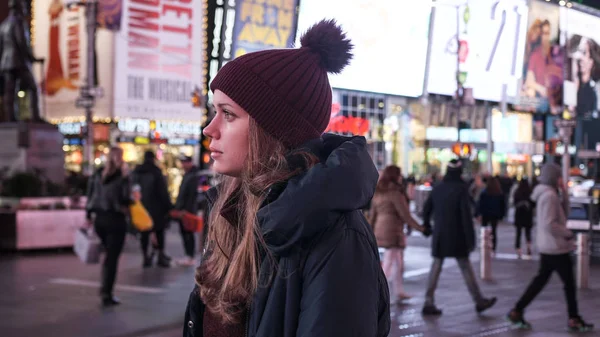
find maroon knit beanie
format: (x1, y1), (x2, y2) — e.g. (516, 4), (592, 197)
(210, 19), (353, 148)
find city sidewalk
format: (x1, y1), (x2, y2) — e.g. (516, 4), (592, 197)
(1, 222), (599, 336)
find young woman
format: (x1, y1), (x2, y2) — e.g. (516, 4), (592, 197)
(183, 20), (390, 337)
(513, 179), (535, 258)
(477, 177), (507, 253)
(369, 165), (427, 303)
(86, 147), (132, 306)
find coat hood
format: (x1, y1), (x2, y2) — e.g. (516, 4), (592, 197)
(531, 183), (555, 203)
(260, 134), (378, 255)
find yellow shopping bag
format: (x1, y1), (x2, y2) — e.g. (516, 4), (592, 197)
(130, 201), (153, 232)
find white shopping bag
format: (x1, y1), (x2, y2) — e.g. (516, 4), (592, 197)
(73, 228), (102, 264)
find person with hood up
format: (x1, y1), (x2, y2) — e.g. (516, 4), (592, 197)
(183, 19), (390, 337)
(507, 163), (593, 332)
(421, 159), (497, 316)
(131, 150), (173, 268)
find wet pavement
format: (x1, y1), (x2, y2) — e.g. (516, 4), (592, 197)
(1, 221), (599, 337)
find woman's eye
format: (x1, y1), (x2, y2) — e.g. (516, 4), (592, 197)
(223, 110), (235, 120)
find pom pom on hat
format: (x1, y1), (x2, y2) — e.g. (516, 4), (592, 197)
(300, 19), (353, 74)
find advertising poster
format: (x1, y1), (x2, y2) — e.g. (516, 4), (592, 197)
(33, 0), (114, 120)
(113, 0), (205, 121)
(427, 0), (528, 102)
(97, 0), (123, 31)
(516, 0), (563, 114)
(231, 0), (299, 58)
(561, 7), (600, 119)
(296, 0), (431, 97)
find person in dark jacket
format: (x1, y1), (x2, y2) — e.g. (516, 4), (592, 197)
(172, 155), (200, 266)
(513, 179), (535, 258)
(183, 20), (390, 337)
(476, 177), (507, 253)
(131, 150), (173, 268)
(86, 146), (132, 307)
(421, 159), (497, 316)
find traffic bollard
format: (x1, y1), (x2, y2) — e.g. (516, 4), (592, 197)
(576, 233), (590, 289)
(480, 227), (492, 280)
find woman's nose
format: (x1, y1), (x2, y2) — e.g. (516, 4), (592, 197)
(203, 118), (219, 140)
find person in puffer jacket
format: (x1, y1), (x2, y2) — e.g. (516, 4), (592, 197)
(507, 163), (593, 332)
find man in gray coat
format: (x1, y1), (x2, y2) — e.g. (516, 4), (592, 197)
(507, 163), (593, 332)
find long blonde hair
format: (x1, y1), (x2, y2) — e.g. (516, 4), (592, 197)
(102, 146), (124, 180)
(196, 118), (317, 323)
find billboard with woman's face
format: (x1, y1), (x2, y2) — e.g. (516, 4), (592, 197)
(516, 0), (563, 114)
(562, 8), (600, 119)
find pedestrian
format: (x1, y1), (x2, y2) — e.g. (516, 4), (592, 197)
(422, 159), (497, 316)
(171, 155), (200, 267)
(183, 19), (390, 337)
(476, 177), (507, 253)
(513, 179), (534, 258)
(131, 150), (173, 268)
(369, 165), (429, 304)
(507, 163), (594, 332)
(85, 146), (132, 307)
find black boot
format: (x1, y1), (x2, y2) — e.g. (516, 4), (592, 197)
(476, 297), (497, 313)
(157, 251), (171, 268)
(102, 295), (121, 307)
(143, 251), (155, 268)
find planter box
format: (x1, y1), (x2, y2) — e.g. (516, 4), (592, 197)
(0, 209), (86, 250)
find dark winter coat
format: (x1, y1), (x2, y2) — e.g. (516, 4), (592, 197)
(476, 189), (507, 219)
(513, 191), (534, 228)
(175, 166), (200, 214)
(131, 161), (172, 229)
(423, 172), (475, 258)
(183, 135), (390, 337)
(86, 168), (132, 219)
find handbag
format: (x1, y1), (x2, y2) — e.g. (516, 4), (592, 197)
(130, 201), (153, 232)
(182, 211), (204, 233)
(73, 228), (102, 264)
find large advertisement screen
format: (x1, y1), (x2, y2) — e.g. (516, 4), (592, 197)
(516, 0), (563, 114)
(562, 8), (600, 119)
(295, 0), (431, 97)
(113, 0), (205, 120)
(33, 0), (114, 120)
(427, 0), (528, 102)
(231, 0), (299, 58)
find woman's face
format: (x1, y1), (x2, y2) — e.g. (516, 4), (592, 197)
(110, 149), (123, 167)
(203, 90), (250, 177)
(580, 41), (594, 78)
(530, 25), (541, 42)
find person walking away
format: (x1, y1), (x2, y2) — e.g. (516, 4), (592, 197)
(469, 174), (485, 214)
(422, 159), (497, 316)
(513, 179), (534, 258)
(369, 165), (429, 304)
(183, 20), (390, 336)
(172, 155), (199, 266)
(476, 177), (507, 254)
(131, 150), (173, 268)
(85, 147), (132, 306)
(507, 163), (594, 332)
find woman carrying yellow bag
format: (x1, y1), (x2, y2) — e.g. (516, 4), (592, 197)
(130, 185), (153, 232)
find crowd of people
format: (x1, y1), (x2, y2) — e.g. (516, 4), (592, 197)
(81, 19), (595, 335)
(85, 148), (206, 307)
(365, 160), (593, 331)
